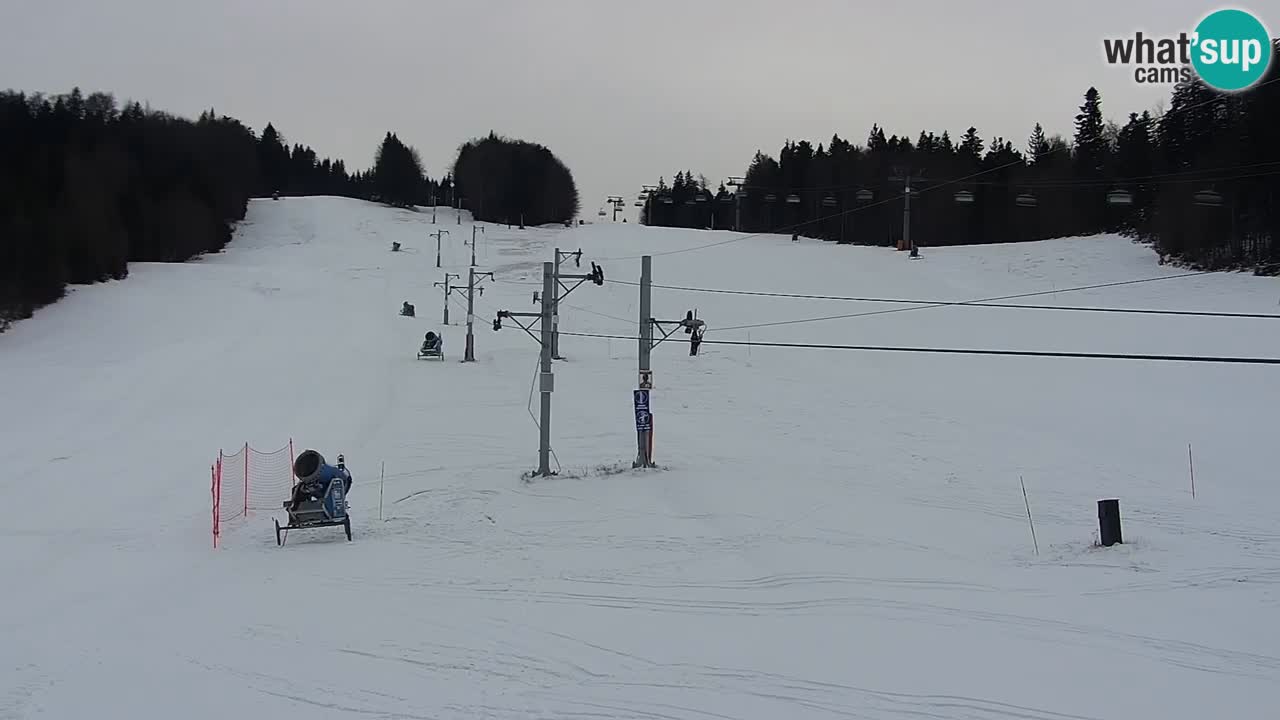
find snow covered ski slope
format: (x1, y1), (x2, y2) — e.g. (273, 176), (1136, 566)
(2, 195), (1278, 719)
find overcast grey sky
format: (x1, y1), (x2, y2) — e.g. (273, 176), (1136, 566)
(1, 0), (1263, 220)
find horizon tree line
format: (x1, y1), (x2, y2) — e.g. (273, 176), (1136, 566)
(0, 87), (580, 331)
(642, 40), (1280, 274)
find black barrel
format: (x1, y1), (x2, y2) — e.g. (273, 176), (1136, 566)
(1098, 498), (1122, 546)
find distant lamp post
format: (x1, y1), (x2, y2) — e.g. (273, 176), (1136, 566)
(467, 225), (485, 266)
(640, 184), (658, 225)
(726, 176), (746, 231)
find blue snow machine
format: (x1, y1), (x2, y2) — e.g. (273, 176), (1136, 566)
(275, 449), (352, 546)
(417, 331), (443, 361)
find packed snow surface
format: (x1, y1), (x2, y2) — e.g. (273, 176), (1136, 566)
(3, 196), (1279, 719)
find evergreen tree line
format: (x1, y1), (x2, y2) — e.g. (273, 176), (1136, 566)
(257, 126), (453, 209)
(0, 88), (579, 330)
(0, 88), (262, 330)
(643, 42), (1280, 273)
(452, 131), (581, 227)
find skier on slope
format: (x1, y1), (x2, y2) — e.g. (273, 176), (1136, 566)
(289, 449), (353, 511)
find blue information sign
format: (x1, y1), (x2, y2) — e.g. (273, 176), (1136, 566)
(633, 389), (651, 431)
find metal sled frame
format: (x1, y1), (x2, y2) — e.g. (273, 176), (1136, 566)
(275, 479), (352, 546)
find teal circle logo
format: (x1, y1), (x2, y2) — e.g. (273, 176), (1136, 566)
(1190, 8), (1273, 92)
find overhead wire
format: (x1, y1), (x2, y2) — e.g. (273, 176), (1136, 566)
(602, 273), (1280, 322)
(947, 166), (1280, 189)
(560, 301), (635, 327)
(709, 271), (1221, 332)
(556, 330), (1280, 366)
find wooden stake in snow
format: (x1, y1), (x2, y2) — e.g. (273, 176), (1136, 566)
(1188, 443), (1196, 499)
(1020, 475), (1039, 556)
(379, 461), (386, 521)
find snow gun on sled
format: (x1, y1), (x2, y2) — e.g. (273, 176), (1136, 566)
(275, 449), (352, 546)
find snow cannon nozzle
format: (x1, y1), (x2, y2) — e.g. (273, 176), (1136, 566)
(293, 449), (326, 482)
(293, 448), (350, 485)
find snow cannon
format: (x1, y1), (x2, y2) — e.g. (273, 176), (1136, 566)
(294, 449), (350, 487)
(278, 449), (353, 546)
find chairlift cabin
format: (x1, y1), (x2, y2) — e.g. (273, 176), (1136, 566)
(765, 193), (777, 202)
(1193, 189), (1223, 207)
(719, 193), (734, 203)
(695, 194), (707, 203)
(954, 190), (975, 204)
(1015, 193), (1038, 208)
(1106, 189), (1133, 206)
(597, 209), (606, 216)
(634, 201), (643, 207)
(855, 189), (873, 202)
(662, 195), (674, 204)
(786, 193), (801, 204)
(822, 195), (837, 207)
